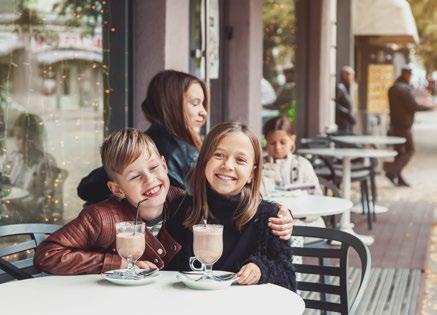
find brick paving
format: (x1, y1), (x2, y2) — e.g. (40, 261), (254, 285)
(346, 110), (437, 314)
(351, 200), (434, 270)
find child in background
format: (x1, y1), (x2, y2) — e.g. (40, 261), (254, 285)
(34, 129), (182, 274)
(168, 122), (296, 291)
(263, 116), (325, 249)
(263, 116), (322, 195)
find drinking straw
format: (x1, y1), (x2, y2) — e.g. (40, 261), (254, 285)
(133, 198), (148, 234)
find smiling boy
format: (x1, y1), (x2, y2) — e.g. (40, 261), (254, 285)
(34, 129), (182, 274)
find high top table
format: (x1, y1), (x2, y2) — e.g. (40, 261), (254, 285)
(331, 135), (406, 214)
(331, 135), (406, 146)
(266, 194), (353, 219)
(0, 271), (305, 315)
(298, 147), (397, 245)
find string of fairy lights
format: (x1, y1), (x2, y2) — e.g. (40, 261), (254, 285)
(0, 0), (107, 234)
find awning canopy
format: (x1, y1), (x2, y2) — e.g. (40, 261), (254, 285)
(36, 49), (102, 65)
(354, 0), (419, 44)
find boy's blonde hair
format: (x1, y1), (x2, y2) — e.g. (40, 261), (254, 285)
(101, 128), (160, 180)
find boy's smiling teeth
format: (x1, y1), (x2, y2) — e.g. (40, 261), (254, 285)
(143, 185), (161, 197)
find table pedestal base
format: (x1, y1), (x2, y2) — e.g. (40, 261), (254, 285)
(350, 203), (389, 214)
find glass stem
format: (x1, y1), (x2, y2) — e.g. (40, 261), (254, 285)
(126, 258), (134, 274)
(204, 264), (213, 279)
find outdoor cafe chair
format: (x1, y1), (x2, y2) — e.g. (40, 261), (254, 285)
(292, 226), (371, 315)
(0, 223), (61, 283)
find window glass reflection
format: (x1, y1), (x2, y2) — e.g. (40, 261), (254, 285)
(0, 0), (104, 225)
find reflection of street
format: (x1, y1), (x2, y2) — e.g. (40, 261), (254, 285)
(5, 107), (103, 222)
(46, 108), (103, 222)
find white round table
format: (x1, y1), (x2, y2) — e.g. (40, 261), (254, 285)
(331, 135), (406, 145)
(298, 148), (397, 245)
(0, 271), (305, 315)
(266, 194), (353, 218)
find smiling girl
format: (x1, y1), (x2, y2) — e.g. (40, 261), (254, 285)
(168, 122), (296, 291)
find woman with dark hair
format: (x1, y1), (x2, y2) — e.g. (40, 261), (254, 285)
(77, 70), (208, 203)
(142, 70), (208, 188)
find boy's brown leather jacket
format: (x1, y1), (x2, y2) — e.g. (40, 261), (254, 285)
(34, 187), (182, 274)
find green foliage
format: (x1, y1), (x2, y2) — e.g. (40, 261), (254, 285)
(407, 0), (437, 72)
(13, 1), (45, 34)
(263, 0), (296, 85)
(286, 103), (296, 123)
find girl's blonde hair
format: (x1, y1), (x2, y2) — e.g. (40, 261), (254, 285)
(184, 122), (263, 231)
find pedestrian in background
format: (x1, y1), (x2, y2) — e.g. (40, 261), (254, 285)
(335, 66), (356, 134)
(384, 67), (435, 187)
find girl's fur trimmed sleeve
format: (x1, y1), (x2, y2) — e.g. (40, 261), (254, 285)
(245, 208), (296, 292)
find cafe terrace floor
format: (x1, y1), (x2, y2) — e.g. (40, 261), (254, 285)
(339, 110), (437, 315)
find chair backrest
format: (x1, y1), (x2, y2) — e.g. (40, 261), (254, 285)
(301, 152), (338, 184)
(317, 176), (342, 198)
(291, 226), (371, 315)
(0, 223), (61, 283)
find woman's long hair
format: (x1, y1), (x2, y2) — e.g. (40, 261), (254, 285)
(141, 70), (208, 149)
(184, 122), (263, 231)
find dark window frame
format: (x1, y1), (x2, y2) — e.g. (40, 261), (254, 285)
(103, 0), (133, 135)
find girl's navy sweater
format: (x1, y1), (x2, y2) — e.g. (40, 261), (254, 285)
(166, 188), (296, 291)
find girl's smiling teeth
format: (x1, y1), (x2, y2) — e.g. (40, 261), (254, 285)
(215, 173), (237, 181)
(142, 184), (162, 197)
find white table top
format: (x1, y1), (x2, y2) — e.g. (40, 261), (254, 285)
(298, 147), (397, 159)
(266, 194), (353, 218)
(0, 271), (305, 315)
(0, 187), (29, 202)
(331, 135), (406, 145)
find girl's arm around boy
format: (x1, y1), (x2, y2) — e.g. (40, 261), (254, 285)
(242, 201), (296, 292)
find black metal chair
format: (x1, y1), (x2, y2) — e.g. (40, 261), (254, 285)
(317, 176), (343, 229)
(292, 226), (371, 315)
(300, 137), (339, 185)
(0, 223), (61, 283)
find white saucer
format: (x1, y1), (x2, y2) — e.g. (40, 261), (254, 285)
(102, 269), (160, 286)
(176, 271), (237, 290)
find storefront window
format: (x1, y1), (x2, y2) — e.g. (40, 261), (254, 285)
(0, 0), (105, 225)
(262, 0), (296, 125)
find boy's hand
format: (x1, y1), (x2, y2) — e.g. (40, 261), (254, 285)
(268, 204), (294, 240)
(135, 260), (158, 270)
(237, 263), (261, 285)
